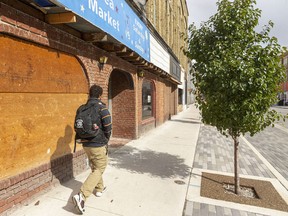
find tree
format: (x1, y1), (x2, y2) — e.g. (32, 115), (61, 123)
(185, 0), (286, 194)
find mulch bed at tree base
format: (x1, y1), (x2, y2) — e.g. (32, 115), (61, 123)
(201, 172), (288, 212)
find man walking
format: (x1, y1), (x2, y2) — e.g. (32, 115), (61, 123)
(72, 84), (112, 214)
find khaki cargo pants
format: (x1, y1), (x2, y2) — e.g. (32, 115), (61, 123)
(80, 145), (108, 200)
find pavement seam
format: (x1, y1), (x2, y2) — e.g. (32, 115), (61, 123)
(241, 136), (288, 191)
(183, 122), (202, 216)
(275, 123), (288, 134)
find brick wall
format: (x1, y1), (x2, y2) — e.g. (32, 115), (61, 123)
(137, 72), (177, 135)
(0, 150), (87, 215)
(0, 1), (178, 214)
(110, 69), (136, 139)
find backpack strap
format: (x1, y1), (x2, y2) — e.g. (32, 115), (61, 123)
(73, 134), (77, 153)
(87, 102), (102, 129)
(73, 102), (101, 152)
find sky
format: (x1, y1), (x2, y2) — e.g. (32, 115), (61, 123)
(187, 0), (288, 47)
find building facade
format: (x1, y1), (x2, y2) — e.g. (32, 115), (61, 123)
(140, 0), (189, 111)
(280, 52), (288, 105)
(187, 61), (195, 105)
(145, 0), (189, 71)
(0, 0), (188, 214)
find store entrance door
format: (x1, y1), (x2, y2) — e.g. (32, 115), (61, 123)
(108, 69), (135, 139)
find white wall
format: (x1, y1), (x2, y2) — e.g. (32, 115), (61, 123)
(150, 34), (170, 73)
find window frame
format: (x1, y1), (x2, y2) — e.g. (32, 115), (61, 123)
(141, 79), (155, 120)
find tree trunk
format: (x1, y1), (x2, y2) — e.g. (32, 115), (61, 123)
(233, 136), (240, 194)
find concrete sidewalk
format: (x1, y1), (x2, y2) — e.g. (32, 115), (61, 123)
(9, 105), (288, 216)
(10, 105), (201, 216)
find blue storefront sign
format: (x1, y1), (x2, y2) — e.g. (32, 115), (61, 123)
(54, 0), (150, 61)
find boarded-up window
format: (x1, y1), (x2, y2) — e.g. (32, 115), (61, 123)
(0, 34), (88, 179)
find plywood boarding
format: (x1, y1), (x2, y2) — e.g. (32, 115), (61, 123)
(0, 93), (87, 179)
(0, 34), (88, 93)
(0, 35), (89, 179)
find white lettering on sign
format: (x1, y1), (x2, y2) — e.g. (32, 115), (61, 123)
(104, 0), (114, 10)
(88, 0), (120, 31)
(135, 41), (144, 54)
(133, 18), (145, 41)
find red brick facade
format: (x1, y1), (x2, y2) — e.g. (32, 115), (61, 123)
(0, 1), (178, 215)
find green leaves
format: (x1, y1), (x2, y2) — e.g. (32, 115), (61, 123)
(185, 0), (286, 138)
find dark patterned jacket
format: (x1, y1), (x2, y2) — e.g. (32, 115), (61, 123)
(82, 98), (112, 147)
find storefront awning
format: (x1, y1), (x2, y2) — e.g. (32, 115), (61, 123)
(19, 0), (181, 84)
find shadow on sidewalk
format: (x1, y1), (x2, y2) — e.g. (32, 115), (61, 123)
(170, 118), (201, 124)
(50, 125), (83, 214)
(62, 179), (83, 214)
(109, 146), (190, 179)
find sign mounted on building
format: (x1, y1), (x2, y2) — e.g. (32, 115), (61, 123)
(150, 35), (169, 73)
(54, 0), (150, 61)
